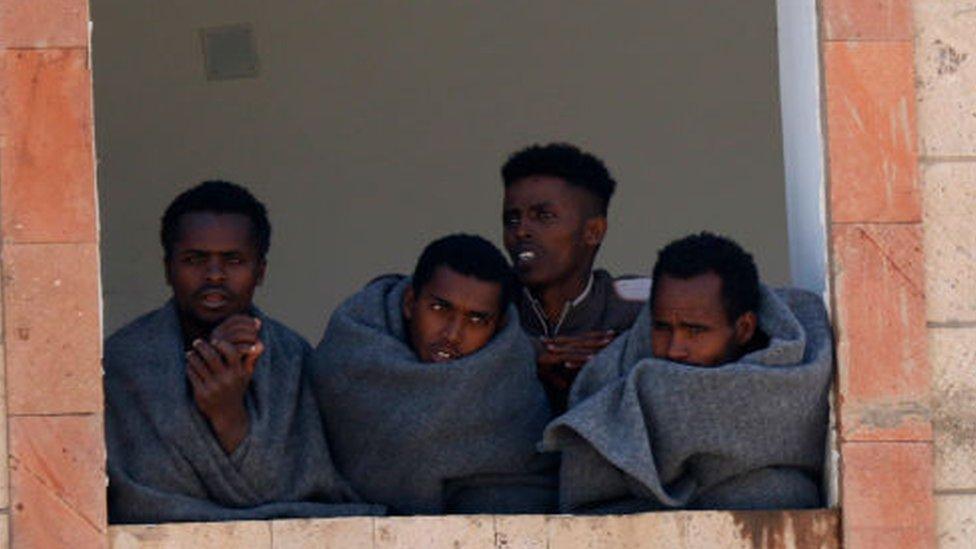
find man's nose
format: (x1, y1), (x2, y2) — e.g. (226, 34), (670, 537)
(442, 315), (463, 344)
(205, 257), (226, 282)
(513, 218), (531, 240)
(667, 332), (689, 361)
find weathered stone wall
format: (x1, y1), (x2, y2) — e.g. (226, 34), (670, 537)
(821, 0), (935, 546)
(0, 0), (959, 547)
(109, 510), (840, 549)
(0, 0), (106, 547)
(914, 1), (976, 546)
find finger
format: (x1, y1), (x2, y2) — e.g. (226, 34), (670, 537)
(186, 352), (213, 387)
(544, 337), (613, 353)
(213, 326), (260, 346)
(192, 339), (226, 375)
(186, 362), (208, 394)
(242, 341), (264, 377)
(211, 315), (260, 339)
(212, 339), (243, 373)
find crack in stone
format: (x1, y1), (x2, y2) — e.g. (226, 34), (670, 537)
(10, 455), (104, 536)
(856, 227), (924, 298)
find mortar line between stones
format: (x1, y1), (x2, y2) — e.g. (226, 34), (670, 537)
(919, 156), (976, 164)
(822, 37), (912, 44)
(935, 489), (976, 496)
(830, 220), (921, 226)
(840, 440), (933, 446)
(927, 320), (976, 329)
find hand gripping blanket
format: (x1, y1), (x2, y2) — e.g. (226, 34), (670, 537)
(104, 301), (384, 524)
(542, 287), (833, 512)
(311, 276), (557, 515)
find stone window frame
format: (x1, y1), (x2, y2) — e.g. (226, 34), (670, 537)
(0, 0), (933, 546)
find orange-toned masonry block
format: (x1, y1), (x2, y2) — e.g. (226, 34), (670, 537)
(824, 41), (920, 223)
(0, 48), (96, 244)
(821, 0), (912, 41)
(0, 0), (89, 49)
(10, 415), (107, 549)
(841, 441), (935, 549)
(832, 224), (931, 442)
(3, 242), (103, 415)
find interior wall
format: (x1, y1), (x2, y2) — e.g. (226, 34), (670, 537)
(93, 0), (788, 341)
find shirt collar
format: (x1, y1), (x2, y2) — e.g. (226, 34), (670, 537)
(523, 272), (595, 336)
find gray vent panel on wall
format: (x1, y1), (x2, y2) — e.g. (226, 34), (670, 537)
(201, 24), (259, 80)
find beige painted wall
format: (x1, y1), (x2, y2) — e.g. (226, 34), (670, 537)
(92, 0), (789, 341)
(914, 2), (976, 547)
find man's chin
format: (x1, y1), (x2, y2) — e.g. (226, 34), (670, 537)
(515, 268), (551, 289)
(187, 307), (240, 330)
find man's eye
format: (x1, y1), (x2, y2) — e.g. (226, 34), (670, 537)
(652, 322), (670, 331)
(538, 211), (556, 222)
(503, 214), (519, 227)
(430, 302), (446, 311)
(689, 326), (707, 335)
(226, 256), (243, 265)
(469, 315), (487, 325)
(183, 255), (205, 265)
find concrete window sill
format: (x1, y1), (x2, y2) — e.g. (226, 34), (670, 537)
(109, 508), (839, 548)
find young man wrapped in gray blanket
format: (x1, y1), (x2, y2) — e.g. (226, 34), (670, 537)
(543, 232), (833, 513)
(104, 181), (381, 523)
(312, 235), (557, 515)
(501, 144), (649, 413)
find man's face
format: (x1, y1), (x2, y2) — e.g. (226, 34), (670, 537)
(651, 272), (755, 367)
(403, 265), (503, 363)
(502, 176), (605, 290)
(165, 212), (266, 333)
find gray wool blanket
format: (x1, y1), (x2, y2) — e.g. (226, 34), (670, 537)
(105, 301), (384, 524)
(311, 276), (557, 515)
(542, 287), (833, 512)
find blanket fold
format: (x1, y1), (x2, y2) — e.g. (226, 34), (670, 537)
(312, 276), (557, 514)
(543, 287), (832, 512)
(105, 301), (383, 523)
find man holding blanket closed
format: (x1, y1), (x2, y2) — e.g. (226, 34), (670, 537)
(501, 143), (649, 413)
(312, 234), (556, 514)
(543, 232), (832, 512)
(104, 181), (379, 523)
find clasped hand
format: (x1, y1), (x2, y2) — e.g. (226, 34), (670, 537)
(186, 315), (264, 453)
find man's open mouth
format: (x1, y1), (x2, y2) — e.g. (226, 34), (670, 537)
(514, 246), (539, 266)
(198, 289), (230, 309)
(432, 347), (460, 362)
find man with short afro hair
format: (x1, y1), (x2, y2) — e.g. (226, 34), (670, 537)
(501, 143), (649, 412)
(104, 180), (377, 523)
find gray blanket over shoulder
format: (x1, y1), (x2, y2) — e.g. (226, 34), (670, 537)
(105, 301), (384, 524)
(311, 276), (557, 515)
(542, 287), (832, 512)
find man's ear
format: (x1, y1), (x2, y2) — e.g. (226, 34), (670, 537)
(402, 286), (415, 321)
(255, 258), (268, 286)
(734, 311), (758, 346)
(583, 216), (608, 247)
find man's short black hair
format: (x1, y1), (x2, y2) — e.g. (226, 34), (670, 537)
(651, 232), (760, 322)
(412, 234), (515, 310)
(501, 143), (617, 215)
(161, 180), (271, 261)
